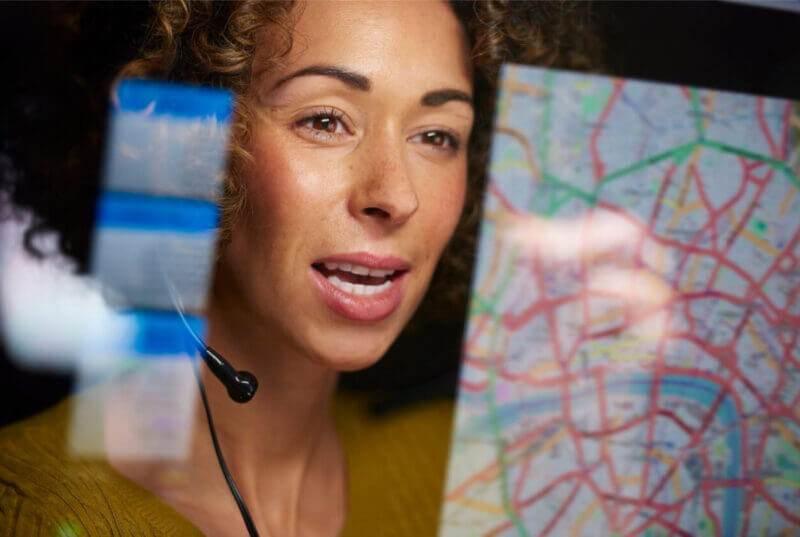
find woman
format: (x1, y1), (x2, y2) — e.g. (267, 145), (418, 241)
(0, 1), (599, 536)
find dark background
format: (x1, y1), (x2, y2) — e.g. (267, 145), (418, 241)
(2, 1), (800, 427)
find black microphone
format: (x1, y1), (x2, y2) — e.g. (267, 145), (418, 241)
(200, 345), (259, 403)
(192, 343), (262, 537)
(168, 281), (261, 535)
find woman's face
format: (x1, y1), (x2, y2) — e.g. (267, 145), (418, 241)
(219, 0), (473, 370)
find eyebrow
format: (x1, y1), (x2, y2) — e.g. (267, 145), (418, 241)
(272, 64), (473, 109)
(421, 89), (473, 108)
(273, 65), (371, 91)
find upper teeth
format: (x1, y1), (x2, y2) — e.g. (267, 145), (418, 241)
(328, 276), (392, 295)
(324, 262), (395, 278)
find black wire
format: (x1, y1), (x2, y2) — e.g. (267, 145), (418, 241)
(191, 357), (261, 537)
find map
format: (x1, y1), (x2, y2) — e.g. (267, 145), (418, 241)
(439, 66), (800, 537)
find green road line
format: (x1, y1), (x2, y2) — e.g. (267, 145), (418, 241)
(596, 141), (698, 193)
(546, 182), (560, 216)
(548, 192), (570, 216)
(699, 139), (800, 191)
(688, 88), (705, 139)
(470, 247), (518, 317)
(759, 503), (773, 537)
(548, 189), (590, 216)
(496, 88), (508, 120)
(538, 71), (555, 184)
(543, 173), (596, 204)
(470, 293), (495, 316)
(485, 321), (531, 537)
(530, 72), (555, 214)
(486, 248), (519, 312)
(532, 141), (698, 217)
(542, 141), (698, 216)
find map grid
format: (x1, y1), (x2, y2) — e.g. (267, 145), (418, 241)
(439, 66), (800, 537)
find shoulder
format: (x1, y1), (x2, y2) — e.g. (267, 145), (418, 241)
(0, 396), (202, 537)
(335, 392), (454, 537)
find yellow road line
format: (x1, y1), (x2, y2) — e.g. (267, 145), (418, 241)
(677, 146), (703, 207)
(666, 200), (704, 230)
(570, 500), (600, 537)
(682, 254), (702, 292)
(650, 449), (684, 499)
(741, 228), (781, 257)
(589, 307), (626, 328)
(773, 422), (800, 452)
(745, 321), (780, 373)
(451, 497), (505, 516)
(764, 477), (800, 490)
(702, 91), (717, 132)
(779, 188), (796, 217)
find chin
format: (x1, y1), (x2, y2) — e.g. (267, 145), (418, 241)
(306, 329), (400, 372)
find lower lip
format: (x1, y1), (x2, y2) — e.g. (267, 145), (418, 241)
(309, 268), (407, 322)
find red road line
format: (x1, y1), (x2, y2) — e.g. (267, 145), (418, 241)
(757, 226), (800, 289)
(648, 162), (679, 229)
(594, 367), (622, 494)
(590, 80), (626, 182)
(466, 314), (492, 349)
(722, 169), (771, 251)
(621, 386), (728, 531)
(701, 450), (724, 537)
(488, 178), (520, 214)
(466, 121), (800, 534)
(627, 309), (671, 530)
(512, 452), (533, 508)
(623, 510), (695, 537)
(502, 294), (582, 331)
(754, 481), (800, 526)
(779, 100), (792, 159)
(579, 414), (649, 439)
(445, 418), (561, 503)
(536, 482), (581, 537)
(756, 97), (779, 159)
(598, 200), (800, 326)
(656, 408), (695, 436)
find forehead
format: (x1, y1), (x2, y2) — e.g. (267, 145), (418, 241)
(256, 0), (472, 93)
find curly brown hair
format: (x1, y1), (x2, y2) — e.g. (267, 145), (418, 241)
(117, 0), (602, 319)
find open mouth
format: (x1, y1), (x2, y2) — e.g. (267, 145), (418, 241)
(311, 262), (405, 296)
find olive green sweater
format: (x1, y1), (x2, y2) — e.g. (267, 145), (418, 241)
(0, 393), (454, 536)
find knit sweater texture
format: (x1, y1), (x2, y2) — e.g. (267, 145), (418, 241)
(0, 391), (454, 536)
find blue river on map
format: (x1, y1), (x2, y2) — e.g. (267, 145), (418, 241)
(463, 372), (742, 535)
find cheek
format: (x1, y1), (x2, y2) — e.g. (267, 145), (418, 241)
(243, 125), (347, 240)
(418, 166), (468, 263)
(246, 133), (312, 223)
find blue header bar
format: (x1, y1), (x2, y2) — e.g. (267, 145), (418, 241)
(124, 310), (207, 356)
(114, 79), (233, 122)
(95, 191), (219, 233)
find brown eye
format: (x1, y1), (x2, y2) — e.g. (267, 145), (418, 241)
(295, 109), (349, 141)
(423, 131), (446, 146)
(311, 116), (338, 133)
(412, 129), (460, 153)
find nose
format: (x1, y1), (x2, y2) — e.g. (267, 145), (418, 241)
(348, 134), (419, 229)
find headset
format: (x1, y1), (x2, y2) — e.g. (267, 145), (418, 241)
(194, 343), (261, 537)
(170, 283), (261, 537)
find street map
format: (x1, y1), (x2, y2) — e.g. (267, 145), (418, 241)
(439, 66), (800, 537)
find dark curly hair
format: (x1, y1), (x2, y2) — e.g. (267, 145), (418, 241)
(0, 0), (602, 399)
(112, 0), (602, 319)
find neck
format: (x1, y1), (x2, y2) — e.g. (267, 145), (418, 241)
(202, 293), (339, 467)
(110, 280), (346, 537)
(186, 283), (344, 535)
